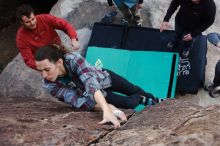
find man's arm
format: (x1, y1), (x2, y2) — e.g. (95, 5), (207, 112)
(163, 0), (180, 22)
(45, 14), (77, 39)
(44, 14), (80, 50)
(191, 3), (216, 37)
(160, 0), (180, 32)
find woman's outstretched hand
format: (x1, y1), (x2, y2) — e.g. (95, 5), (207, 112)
(98, 108), (121, 129)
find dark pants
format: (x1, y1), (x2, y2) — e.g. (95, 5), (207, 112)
(172, 22), (197, 53)
(104, 70), (154, 109)
(213, 60), (220, 87)
(118, 3), (141, 26)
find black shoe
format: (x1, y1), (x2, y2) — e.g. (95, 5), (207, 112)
(209, 86), (220, 98)
(122, 19), (128, 25)
(204, 83), (215, 92)
(140, 95), (155, 106)
(135, 19), (143, 27)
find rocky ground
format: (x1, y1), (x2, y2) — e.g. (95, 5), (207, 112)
(0, 0), (220, 145)
(0, 97), (134, 145)
(1, 98), (220, 145)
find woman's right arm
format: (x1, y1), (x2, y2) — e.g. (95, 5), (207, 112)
(93, 90), (122, 129)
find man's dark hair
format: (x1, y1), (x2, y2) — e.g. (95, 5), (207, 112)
(35, 44), (65, 63)
(16, 4), (35, 22)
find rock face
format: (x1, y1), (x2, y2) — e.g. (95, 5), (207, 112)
(1, 98), (220, 145)
(95, 100), (220, 146)
(0, 54), (53, 100)
(0, 97), (133, 145)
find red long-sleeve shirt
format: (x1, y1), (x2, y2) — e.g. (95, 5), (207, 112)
(16, 14), (77, 69)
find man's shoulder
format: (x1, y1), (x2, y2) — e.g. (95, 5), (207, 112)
(16, 27), (28, 40)
(36, 14), (50, 18)
(202, 0), (216, 13)
(36, 14), (54, 21)
(205, 0), (216, 8)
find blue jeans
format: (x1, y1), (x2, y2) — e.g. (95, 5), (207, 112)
(207, 33), (220, 46)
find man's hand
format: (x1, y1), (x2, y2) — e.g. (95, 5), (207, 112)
(98, 108), (121, 129)
(160, 21), (170, 32)
(182, 33), (192, 41)
(71, 39), (80, 51)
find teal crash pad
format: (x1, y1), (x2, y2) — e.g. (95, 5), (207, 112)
(86, 47), (179, 110)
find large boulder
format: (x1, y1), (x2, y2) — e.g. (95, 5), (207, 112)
(0, 96), (133, 145)
(95, 99), (220, 146)
(1, 98), (220, 145)
(0, 54), (53, 100)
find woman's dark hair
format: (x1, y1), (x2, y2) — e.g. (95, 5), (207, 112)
(16, 4), (35, 22)
(35, 44), (65, 63)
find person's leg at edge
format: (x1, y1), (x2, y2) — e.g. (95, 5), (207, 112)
(206, 60), (220, 97)
(213, 60), (220, 87)
(205, 60), (220, 92)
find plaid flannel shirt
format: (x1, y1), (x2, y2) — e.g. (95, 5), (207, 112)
(43, 52), (112, 110)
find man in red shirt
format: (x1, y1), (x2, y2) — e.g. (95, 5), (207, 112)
(16, 4), (80, 69)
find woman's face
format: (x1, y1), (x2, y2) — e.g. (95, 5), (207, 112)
(21, 13), (37, 30)
(36, 59), (60, 81)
